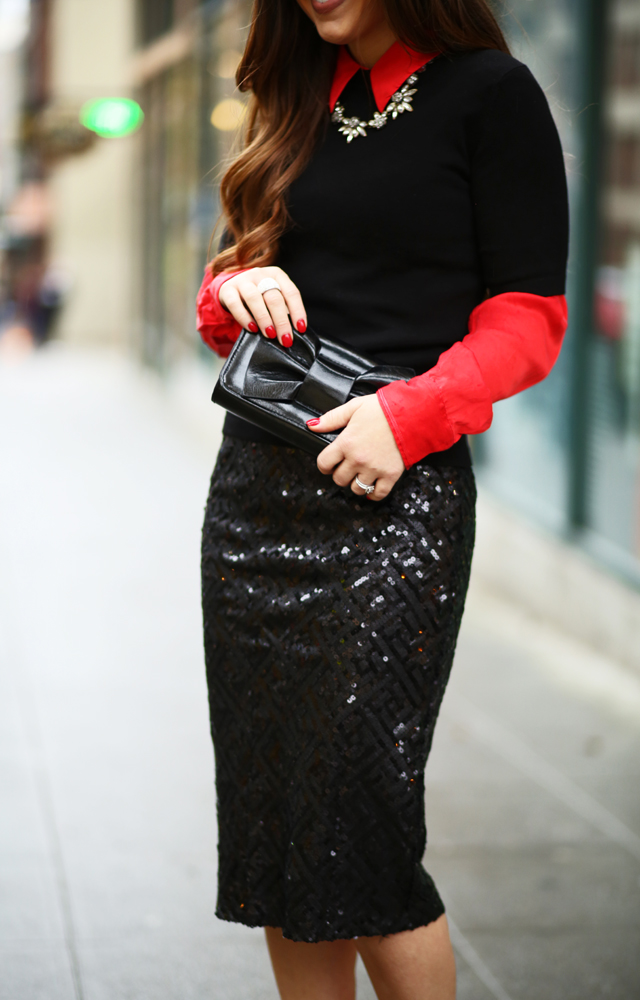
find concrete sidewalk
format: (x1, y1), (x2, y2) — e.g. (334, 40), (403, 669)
(0, 345), (638, 1000)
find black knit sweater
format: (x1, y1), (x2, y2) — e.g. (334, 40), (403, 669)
(223, 48), (569, 464)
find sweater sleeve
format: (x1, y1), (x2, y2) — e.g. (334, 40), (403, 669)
(469, 63), (569, 296)
(377, 63), (569, 468)
(377, 292), (567, 468)
(196, 269), (245, 358)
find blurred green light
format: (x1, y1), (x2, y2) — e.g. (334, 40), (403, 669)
(80, 98), (144, 138)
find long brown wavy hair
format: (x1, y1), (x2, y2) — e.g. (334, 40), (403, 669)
(211, 0), (509, 276)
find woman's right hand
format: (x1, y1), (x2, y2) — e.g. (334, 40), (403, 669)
(218, 266), (307, 347)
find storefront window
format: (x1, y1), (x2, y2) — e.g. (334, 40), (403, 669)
(588, 0), (640, 565)
(138, 0), (174, 46)
(136, 0), (250, 368)
(475, 0), (583, 531)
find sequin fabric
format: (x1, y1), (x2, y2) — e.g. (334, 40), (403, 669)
(201, 438), (476, 942)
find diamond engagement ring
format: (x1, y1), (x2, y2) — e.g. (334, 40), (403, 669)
(355, 476), (375, 495)
(256, 277), (282, 295)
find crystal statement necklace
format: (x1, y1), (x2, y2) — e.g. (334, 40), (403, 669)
(331, 65), (426, 143)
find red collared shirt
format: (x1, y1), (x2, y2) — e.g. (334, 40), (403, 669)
(329, 42), (438, 113)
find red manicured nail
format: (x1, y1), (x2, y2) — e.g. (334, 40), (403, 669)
(296, 318), (307, 333)
(281, 332), (293, 348)
(247, 321), (259, 333)
(306, 418), (320, 427)
(265, 325), (277, 338)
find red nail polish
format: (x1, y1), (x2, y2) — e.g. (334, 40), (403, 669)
(296, 318), (307, 333)
(247, 321), (259, 333)
(306, 418), (320, 427)
(265, 325), (277, 338)
(282, 332), (293, 348)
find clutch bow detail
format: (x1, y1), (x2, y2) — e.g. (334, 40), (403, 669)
(213, 327), (415, 456)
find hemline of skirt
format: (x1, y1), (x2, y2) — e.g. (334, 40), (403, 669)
(214, 904), (447, 944)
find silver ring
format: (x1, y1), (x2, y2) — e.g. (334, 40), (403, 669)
(355, 475), (375, 495)
(256, 277), (282, 295)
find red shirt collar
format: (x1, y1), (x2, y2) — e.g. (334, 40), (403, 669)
(329, 41), (438, 114)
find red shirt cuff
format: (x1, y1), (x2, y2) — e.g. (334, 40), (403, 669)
(196, 269), (245, 357)
(377, 342), (492, 467)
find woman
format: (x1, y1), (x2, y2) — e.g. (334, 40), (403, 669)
(197, 0), (568, 996)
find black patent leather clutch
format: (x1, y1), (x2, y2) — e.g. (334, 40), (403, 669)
(212, 327), (415, 456)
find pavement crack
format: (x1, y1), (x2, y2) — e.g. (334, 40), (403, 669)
(448, 917), (515, 1000)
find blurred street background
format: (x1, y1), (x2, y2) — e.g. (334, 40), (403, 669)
(0, 1), (639, 998)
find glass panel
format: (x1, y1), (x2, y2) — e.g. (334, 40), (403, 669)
(475, 0), (583, 531)
(137, 1), (251, 369)
(137, 0), (174, 46)
(587, 0), (640, 564)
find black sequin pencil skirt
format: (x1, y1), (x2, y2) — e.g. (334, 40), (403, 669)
(201, 437), (476, 943)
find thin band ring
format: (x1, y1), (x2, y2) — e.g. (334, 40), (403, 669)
(256, 277), (283, 295)
(355, 475), (375, 495)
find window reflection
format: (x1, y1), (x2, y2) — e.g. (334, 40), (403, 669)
(589, 0), (640, 557)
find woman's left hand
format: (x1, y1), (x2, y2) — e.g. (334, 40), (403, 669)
(309, 395), (405, 501)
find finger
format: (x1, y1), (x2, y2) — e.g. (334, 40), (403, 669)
(316, 440), (345, 476)
(272, 272), (307, 333)
(237, 281), (278, 338)
(218, 284), (259, 332)
(351, 474), (375, 496)
(332, 457), (358, 488)
(367, 477), (393, 502)
(262, 289), (293, 344)
(307, 398), (361, 434)
(350, 466), (377, 495)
